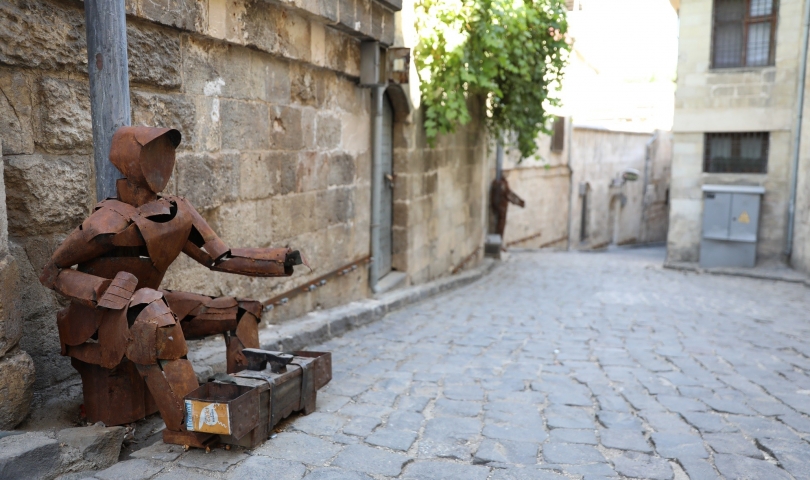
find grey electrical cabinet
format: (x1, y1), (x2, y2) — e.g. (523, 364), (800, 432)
(699, 184), (765, 268)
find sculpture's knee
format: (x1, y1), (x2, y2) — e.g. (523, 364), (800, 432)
(126, 289), (188, 365)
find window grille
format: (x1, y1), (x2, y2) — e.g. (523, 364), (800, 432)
(703, 132), (769, 173)
(551, 117), (565, 152)
(712, 0), (777, 68)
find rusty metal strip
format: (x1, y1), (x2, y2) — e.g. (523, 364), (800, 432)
(290, 358), (315, 415)
(505, 230), (543, 247)
(451, 247), (481, 275)
(261, 256), (371, 309)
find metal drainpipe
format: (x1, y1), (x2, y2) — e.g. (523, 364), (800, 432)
(495, 140), (504, 181)
(786, 0), (810, 258)
(369, 86), (385, 291)
(639, 130), (659, 242)
(565, 118), (574, 250)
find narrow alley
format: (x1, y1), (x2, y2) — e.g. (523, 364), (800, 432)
(89, 248), (810, 479)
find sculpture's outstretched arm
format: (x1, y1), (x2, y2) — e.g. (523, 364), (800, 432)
(177, 197), (303, 277)
(40, 205), (138, 309)
(506, 189), (526, 208)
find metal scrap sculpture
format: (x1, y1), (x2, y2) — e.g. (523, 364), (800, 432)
(39, 127), (329, 449)
(490, 177), (526, 238)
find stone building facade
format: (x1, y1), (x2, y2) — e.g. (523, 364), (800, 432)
(667, 0), (800, 265)
(0, 0), (489, 423)
(499, 122), (671, 252)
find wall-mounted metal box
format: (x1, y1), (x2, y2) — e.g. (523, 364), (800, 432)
(699, 184), (765, 268)
(360, 41), (387, 87)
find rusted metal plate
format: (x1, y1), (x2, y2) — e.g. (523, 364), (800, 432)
(112, 223), (145, 247)
(82, 206), (129, 238)
(237, 300), (262, 318)
(127, 320), (158, 365)
(226, 336), (248, 374)
(182, 318), (239, 339)
(98, 306), (129, 368)
(194, 309), (238, 321)
(162, 290), (209, 319)
(235, 313), (260, 349)
(54, 269), (110, 308)
(210, 257), (289, 277)
(156, 323), (188, 360)
(184, 383), (259, 440)
(137, 363), (186, 431)
(133, 198), (192, 272)
(207, 297), (238, 308)
(98, 271), (138, 309)
(181, 242), (214, 266)
(79, 256), (165, 290)
(58, 303), (102, 346)
(230, 248), (287, 262)
(138, 198), (172, 218)
(73, 358), (149, 426)
(131, 288), (163, 307)
(110, 126), (180, 194)
(67, 342), (103, 365)
(162, 359), (199, 398)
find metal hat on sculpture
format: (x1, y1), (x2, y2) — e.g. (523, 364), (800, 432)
(110, 126), (181, 193)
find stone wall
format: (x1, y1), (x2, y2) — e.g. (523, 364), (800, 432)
(0, 141), (35, 429)
(392, 97), (489, 283)
(492, 122), (671, 252)
(668, 0), (802, 264)
(0, 0), (489, 407)
(568, 127), (666, 249)
(499, 122), (571, 249)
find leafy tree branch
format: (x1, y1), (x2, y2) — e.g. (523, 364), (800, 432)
(415, 0), (570, 159)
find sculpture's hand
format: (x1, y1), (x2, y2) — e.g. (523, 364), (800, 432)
(97, 271), (139, 310)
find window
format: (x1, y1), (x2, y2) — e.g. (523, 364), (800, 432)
(712, 0), (778, 68)
(551, 117), (565, 152)
(704, 132), (769, 173)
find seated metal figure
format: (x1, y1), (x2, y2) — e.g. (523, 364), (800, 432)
(39, 126), (302, 444)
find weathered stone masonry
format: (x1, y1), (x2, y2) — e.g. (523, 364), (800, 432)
(0, 0), (490, 420)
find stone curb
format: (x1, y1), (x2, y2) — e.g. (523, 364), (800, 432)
(663, 261), (809, 285)
(188, 259), (498, 378)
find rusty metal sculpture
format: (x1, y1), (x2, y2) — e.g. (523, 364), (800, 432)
(38, 126), (327, 448)
(490, 177), (526, 238)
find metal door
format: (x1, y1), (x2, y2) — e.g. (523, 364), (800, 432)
(378, 95), (394, 276)
(728, 193), (760, 242)
(702, 192), (732, 240)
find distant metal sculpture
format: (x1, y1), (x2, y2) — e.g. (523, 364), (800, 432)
(39, 126), (306, 447)
(490, 177), (525, 238)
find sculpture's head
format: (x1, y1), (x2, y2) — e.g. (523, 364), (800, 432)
(110, 126), (182, 194)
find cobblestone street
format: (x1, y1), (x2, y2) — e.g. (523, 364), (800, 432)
(92, 247), (810, 479)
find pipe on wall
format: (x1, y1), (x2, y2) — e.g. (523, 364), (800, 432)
(786, 0), (810, 258)
(85, 0), (131, 201)
(639, 130), (659, 243)
(369, 86), (385, 290)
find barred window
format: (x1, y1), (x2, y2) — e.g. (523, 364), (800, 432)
(704, 132), (769, 173)
(712, 0), (778, 68)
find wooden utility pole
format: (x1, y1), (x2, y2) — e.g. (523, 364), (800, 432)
(85, 0), (131, 201)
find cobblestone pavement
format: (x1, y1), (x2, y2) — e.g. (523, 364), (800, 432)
(88, 247), (810, 479)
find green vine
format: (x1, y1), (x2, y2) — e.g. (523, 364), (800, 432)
(415, 0), (570, 159)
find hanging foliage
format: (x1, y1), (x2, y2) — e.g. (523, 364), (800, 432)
(415, 0), (570, 159)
